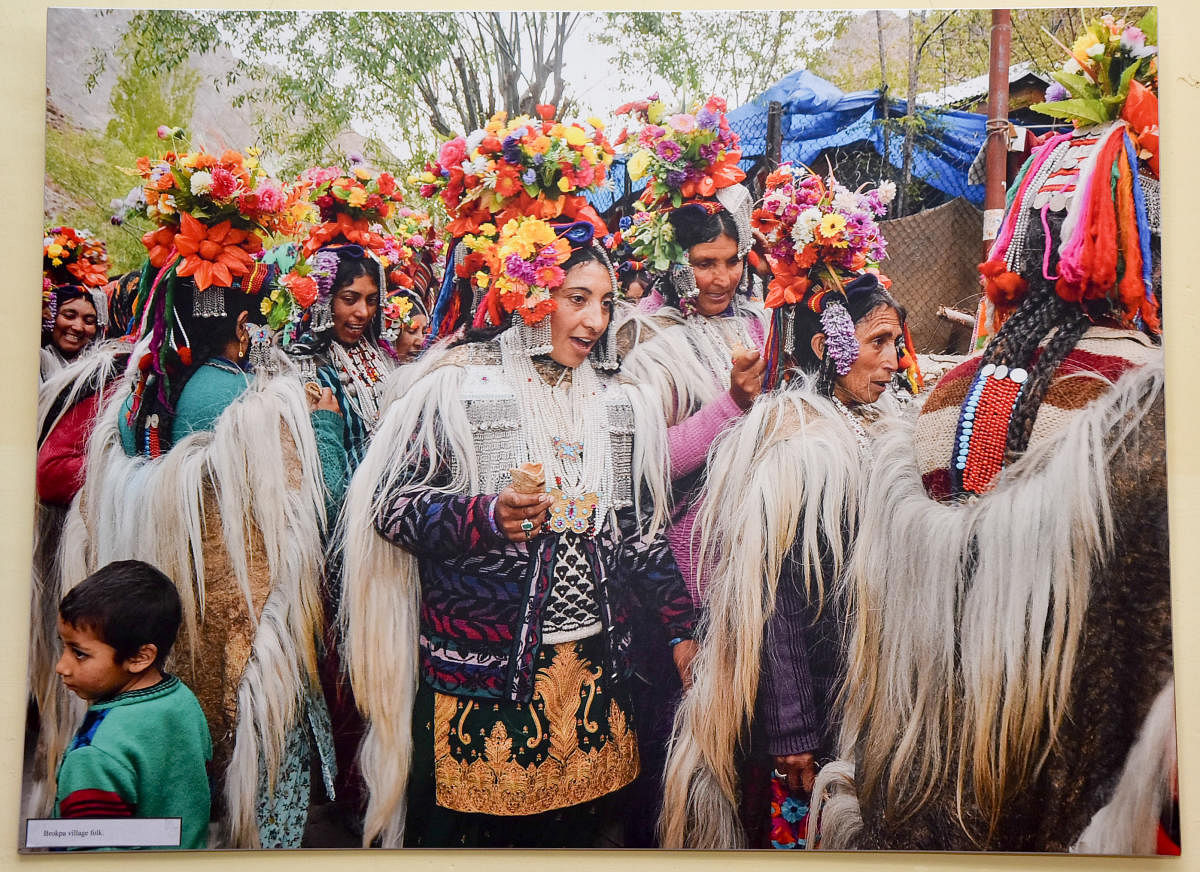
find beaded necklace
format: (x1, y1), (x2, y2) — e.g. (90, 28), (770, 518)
(203, 356), (245, 377)
(329, 340), (387, 432)
(830, 395), (871, 458)
(950, 362), (1029, 495)
(500, 328), (613, 536)
(684, 312), (753, 390)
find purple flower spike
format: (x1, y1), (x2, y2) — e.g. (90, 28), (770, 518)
(820, 301), (859, 375)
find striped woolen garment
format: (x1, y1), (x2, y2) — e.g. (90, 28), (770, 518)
(917, 327), (1159, 502)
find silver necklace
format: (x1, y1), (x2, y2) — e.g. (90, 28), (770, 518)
(830, 394), (871, 458)
(685, 313), (752, 389)
(330, 340), (387, 431)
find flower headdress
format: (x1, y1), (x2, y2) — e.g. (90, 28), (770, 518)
(131, 132), (295, 304)
(421, 106), (616, 348)
(380, 208), (442, 298)
(379, 289), (428, 346)
(753, 165), (919, 393)
(616, 95), (751, 310)
(43, 226), (112, 335)
(262, 165), (403, 346)
(976, 12), (1160, 349)
(44, 226), (110, 288)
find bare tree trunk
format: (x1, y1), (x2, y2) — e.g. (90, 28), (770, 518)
(899, 11), (921, 215)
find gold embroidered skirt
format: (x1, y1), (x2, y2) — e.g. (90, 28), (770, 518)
(432, 636), (639, 816)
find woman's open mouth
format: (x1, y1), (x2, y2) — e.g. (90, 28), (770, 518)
(570, 336), (595, 353)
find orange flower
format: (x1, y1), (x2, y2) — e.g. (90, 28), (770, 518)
(173, 212), (257, 290)
(301, 214), (386, 258)
(142, 225), (179, 268)
(283, 272), (319, 308)
(194, 152), (218, 169)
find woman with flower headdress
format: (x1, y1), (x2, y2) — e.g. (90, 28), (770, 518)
(380, 289), (430, 364)
(272, 165), (410, 486)
(808, 13), (1175, 854)
(341, 108), (695, 848)
(46, 140), (337, 849)
(613, 95), (770, 609)
(40, 228), (112, 379)
(658, 168), (920, 849)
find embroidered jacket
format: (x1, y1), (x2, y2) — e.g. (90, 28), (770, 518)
(373, 343), (695, 703)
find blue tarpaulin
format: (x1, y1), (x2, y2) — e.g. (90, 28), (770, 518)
(727, 68), (986, 205)
(586, 69), (987, 214)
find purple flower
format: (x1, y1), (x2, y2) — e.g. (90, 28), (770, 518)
(533, 153), (545, 166)
(820, 301), (859, 375)
(1044, 81), (1069, 103)
(666, 170), (687, 188)
(699, 142), (720, 162)
(505, 253), (538, 284)
(502, 136), (524, 165)
(348, 151), (364, 165)
(696, 108), (720, 131)
(522, 168), (537, 185)
(656, 139), (683, 162)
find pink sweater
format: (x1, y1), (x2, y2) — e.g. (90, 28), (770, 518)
(639, 292), (766, 605)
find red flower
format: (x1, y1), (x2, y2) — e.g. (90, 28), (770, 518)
(210, 166), (238, 199)
(376, 171), (396, 196)
(536, 104), (556, 121)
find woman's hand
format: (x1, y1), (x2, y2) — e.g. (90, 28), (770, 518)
(672, 639), (699, 690)
(494, 486), (553, 543)
(774, 752), (820, 795)
(729, 348), (766, 411)
(307, 383), (342, 415)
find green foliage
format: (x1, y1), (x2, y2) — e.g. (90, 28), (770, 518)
(596, 11), (853, 108)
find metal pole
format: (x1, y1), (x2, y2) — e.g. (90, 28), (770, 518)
(766, 101), (783, 171)
(982, 9), (1012, 257)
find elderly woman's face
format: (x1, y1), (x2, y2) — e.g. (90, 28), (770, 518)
(687, 232), (742, 316)
(833, 304), (903, 406)
(52, 297), (98, 358)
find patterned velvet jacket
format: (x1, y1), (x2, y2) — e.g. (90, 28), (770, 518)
(373, 342), (696, 704)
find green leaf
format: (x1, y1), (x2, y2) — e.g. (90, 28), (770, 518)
(1137, 8), (1157, 45)
(1029, 98), (1109, 125)
(1051, 70), (1100, 101)
(1117, 57), (1143, 100)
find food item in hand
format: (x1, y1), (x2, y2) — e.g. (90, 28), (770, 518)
(509, 462), (546, 494)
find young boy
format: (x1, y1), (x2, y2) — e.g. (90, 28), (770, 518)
(53, 560), (212, 849)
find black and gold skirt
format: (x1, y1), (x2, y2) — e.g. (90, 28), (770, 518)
(426, 634), (639, 817)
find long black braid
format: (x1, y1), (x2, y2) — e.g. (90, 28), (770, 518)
(976, 211), (1094, 461)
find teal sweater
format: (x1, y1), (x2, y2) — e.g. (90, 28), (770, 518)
(54, 675), (212, 849)
(118, 361), (348, 510)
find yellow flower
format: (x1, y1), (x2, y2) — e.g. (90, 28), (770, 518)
(516, 218), (555, 248)
(354, 167), (372, 181)
(819, 212), (846, 237)
(260, 296), (273, 316)
(45, 243), (64, 258)
(1072, 32), (1100, 55)
(582, 144), (599, 164)
(474, 270), (490, 288)
(647, 100), (666, 125)
(479, 222), (497, 236)
(549, 124), (566, 140)
(557, 176), (573, 193)
(627, 150), (652, 181)
(586, 116), (605, 131)
(347, 187), (368, 207)
(563, 125), (588, 147)
(180, 152), (199, 168)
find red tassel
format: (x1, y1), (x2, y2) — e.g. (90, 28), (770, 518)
(979, 260), (1028, 306)
(1114, 145), (1146, 327)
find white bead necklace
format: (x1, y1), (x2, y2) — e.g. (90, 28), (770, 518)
(500, 328), (613, 536)
(685, 313), (753, 389)
(830, 394), (872, 458)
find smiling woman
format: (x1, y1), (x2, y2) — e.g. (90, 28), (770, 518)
(338, 199), (695, 848)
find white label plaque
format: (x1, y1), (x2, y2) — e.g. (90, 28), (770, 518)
(25, 818), (182, 849)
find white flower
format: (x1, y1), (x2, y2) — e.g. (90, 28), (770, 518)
(831, 189), (859, 214)
(189, 170), (213, 196)
(465, 129), (487, 153)
(464, 155), (489, 176)
(791, 207), (822, 247)
(1086, 42), (1105, 59)
(878, 180), (897, 204)
(1063, 57), (1082, 75)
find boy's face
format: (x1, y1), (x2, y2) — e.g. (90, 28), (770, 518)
(55, 617), (142, 702)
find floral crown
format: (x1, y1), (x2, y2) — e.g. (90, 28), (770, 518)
(1031, 11), (1157, 175)
(380, 290), (427, 342)
(380, 208), (442, 295)
(422, 106), (615, 339)
(414, 105), (614, 240)
(129, 129), (297, 291)
(615, 95), (747, 275)
(752, 164), (893, 310)
(44, 226), (110, 288)
(296, 164), (405, 258)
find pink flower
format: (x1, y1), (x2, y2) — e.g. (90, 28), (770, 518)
(667, 114), (698, 134)
(704, 96), (728, 114)
(156, 125), (171, 139)
(210, 166), (237, 199)
(439, 136), (468, 171)
(254, 180), (284, 212)
(410, 234), (425, 248)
